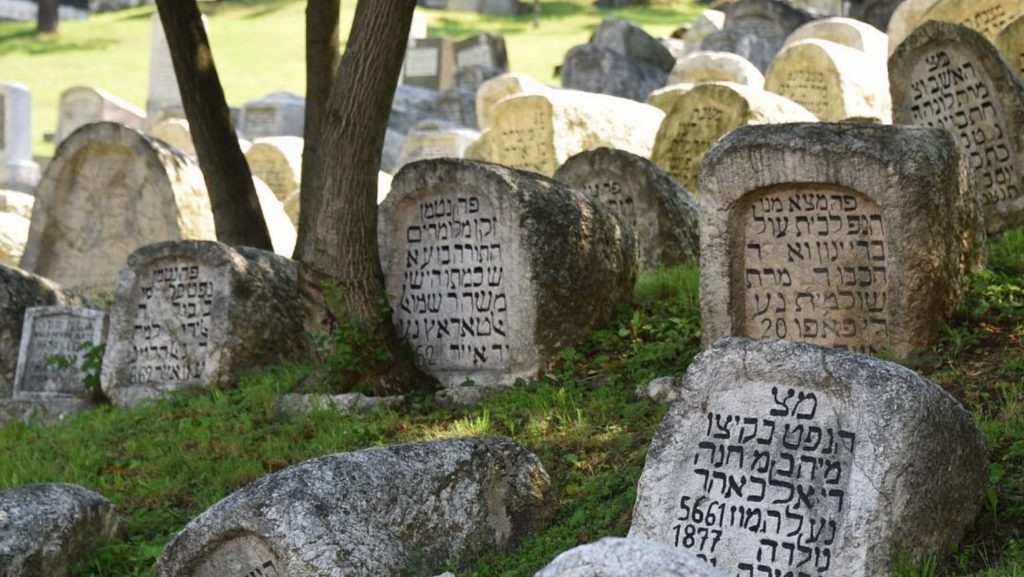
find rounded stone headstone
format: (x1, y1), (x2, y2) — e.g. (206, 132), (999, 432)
(476, 73), (549, 131)
(668, 51), (765, 88)
(996, 14), (1024, 79)
(554, 147), (699, 271)
(534, 537), (726, 577)
(888, 0), (1024, 54)
(56, 85), (146, 145)
(379, 159), (636, 388)
(765, 39), (891, 122)
(150, 117), (195, 156)
(156, 437), (554, 577)
(700, 0), (813, 72)
(890, 20), (1024, 232)
(19, 122), (216, 292)
(698, 123), (981, 358)
(630, 337), (987, 577)
(783, 17), (889, 63)
(651, 82), (816, 191)
(244, 136), (303, 203)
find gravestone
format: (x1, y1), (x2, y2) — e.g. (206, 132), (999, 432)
(561, 44), (668, 102)
(681, 10), (725, 57)
(403, 37), (456, 92)
(101, 241), (304, 408)
(396, 124), (480, 170)
(148, 12), (207, 118)
(630, 337), (987, 577)
(651, 82), (815, 191)
(244, 136), (303, 202)
(56, 86), (146, 145)
(431, 66), (502, 129)
(554, 147), (700, 270)
(996, 14), (1024, 78)
(699, 123), (981, 358)
(535, 538), (725, 577)
(252, 177), (297, 257)
(13, 306), (105, 401)
(0, 83), (40, 193)
(476, 90), (664, 177)
(848, 0), (902, 32)
(700, 0), (812, 72)
(765, 39), (892, 122)
(783, 17), (889, 64)
(378, 159), (636, 388)
(156, 437), (553, 577)
(667, 51), (765, 88)
(476, 73), (549, 131)
(647, 83), (695, 113)
(888, 0), (1024, 54)
(591, 17), (677, 73)
(454, 33), (508, 73)
(240, 92), (305, 140)
(20, 122), (215, 292)
(885, 0), (941, 55)
(891, 21), (1024, 233)
(150, 118), (195, 156)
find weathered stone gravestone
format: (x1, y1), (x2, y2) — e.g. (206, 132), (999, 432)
(454, 33), (508, 73)
(0, 483), (119, 577)
(476, 73), (549, 131)
(783, 17), (889, 64)
(535, 538), (726, 577)
(681, 10), (725, 57)
(244, 136), (302, 202)
(667, 51), (765, 88)
(996, 14), (1024, 79)
(19, 122), (215, 292)
(699, 123), (981, 358)
(592, 17), (677, 73)
(765, 39), (892, 123)
(101, 241), (303, 408)
(378, 159), (636, 388)
(700, 0), (812, 72)
(554, 147), (699, 271)
(403, 37), (456, 92)
(150, 118), (195, 156)
(647, 83), (695, 113)
(56, 86), (146, 145)
(0, 83), (41, 193)
(888, 0), (1024, 54)
(651, 82), (816, 192)
(13, 306), (105, 400)
(148, 12), (207, 118)
(630, 337), (987, 577)
(156, 437), (553, 577)
(848, 0), (903, 33)
(240, 92), (305, 140)
(562, 17), (675, 102)
(891, 21), (1024, 233)
(475, 90), (664, 177)
(396, 124), (480, 170)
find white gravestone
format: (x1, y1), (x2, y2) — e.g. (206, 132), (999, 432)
(0, 83), (40, 193)
(403, 37), (456, 92)
(13, 306), (105, 400)
(783, 17), (889, 64)
(56, 86), (146, 145)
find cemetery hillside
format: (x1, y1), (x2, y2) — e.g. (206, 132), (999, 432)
(0, 0), (1023, 577)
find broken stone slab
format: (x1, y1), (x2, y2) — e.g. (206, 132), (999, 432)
(274, 392), (404, 418)
(561, 43), (669, 102)
(554, 147), (700, 270)
(100, 240), (304, 408)
(245, 136), (303, 203)
(996, 14), (1024, 79)
(699, 123), (982, 358)
(0, 483), (118, 577)
(629, 337), (987, 577)
(783, 16), (889, 64)
(700, 0), (812, 72)
(155, 437), (554, 577)
(13, 306), (106, 401)
(667, 51), (765, 88)
(534, 537), (726, 577)
(476, 73), (550, 131)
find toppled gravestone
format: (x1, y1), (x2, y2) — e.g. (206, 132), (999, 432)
(629, 337), (987, 577)
(667, 51), (765, 88)
(783, 16), (889, 64)
(534, 537), (726, 577)
(699, 123), (982, 359)
(890, 21), (1024, 233)
(19, 122), (216, 292)
(562, 18), (675, 102)
(554, 147), (699, 271)
(379, 159), (636, 388)
(0, 483), (119, 577)
(156, 437), (554, 577)
(100, 241), (304, 408)
(700, 0), (812, 72)
(996, 14), (1024, 78)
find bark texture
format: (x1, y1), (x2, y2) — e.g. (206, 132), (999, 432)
(36, 0), (58, 34)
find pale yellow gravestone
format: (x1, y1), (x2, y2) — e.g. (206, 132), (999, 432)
(244, 136), (303, 202)
(56, 86), (145, 145)
(667, 51), (765, 88)
(646, 83), (695, 114)
(996, 14), (1024, 79)
(150, 118), (195, 156)
(475, 73), (549, 131)
(889, 0), (1024, 54)
(784, 16), (889, 63)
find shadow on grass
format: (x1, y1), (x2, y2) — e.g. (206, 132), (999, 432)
(0, 25), (117, 55)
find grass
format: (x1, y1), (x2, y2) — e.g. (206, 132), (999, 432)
(2, 0), (702, 157)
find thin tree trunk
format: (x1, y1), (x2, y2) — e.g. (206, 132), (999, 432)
(155, 0), (272, 250)
(295, 0), (429, 395)
(37, 0), (58, 34)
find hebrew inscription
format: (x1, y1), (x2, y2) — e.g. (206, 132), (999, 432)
(741, 188), (889, 354)
(669, 385), (855, 576)
(581, 179), (637, 226)
(399, 194), (510, 372)
(193, 534), (284, 577)
(660, 104), (742, 191)
(15, 309), (104, 398)
(775, 71), (829, 120)
(492, 106), (553, 175)
(908, 48), (1019, 207)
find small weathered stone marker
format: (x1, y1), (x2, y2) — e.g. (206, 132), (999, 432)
(0, 83), (40, 193)
(454, 32), (508, 73)
(56, 86), (146, 145)
(13, 306), (105, 400)
(630, 337), (987, 577)
(699, 123), (981, 358)
(890, 20), (1024, 232)
(667, 51), (765, 88)
(403, 37), (456, 92)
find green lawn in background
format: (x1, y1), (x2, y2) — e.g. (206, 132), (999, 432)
(0, 0), (701, 158)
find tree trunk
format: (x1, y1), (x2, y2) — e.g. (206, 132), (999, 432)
(37, 0), (58, 34)
(155, 0), (273, 250)
(295, 0), (430, 395)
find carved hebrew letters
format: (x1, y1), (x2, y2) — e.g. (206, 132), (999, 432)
(671, 386), (854, 575)
(581, 180), (637, 226)
(17, 311), (102, 397)
(494, 107), (552, 175)
(776, 70), (829, 119)
(399, 194), (511, 372)
(664, 105), (735, 190)
(742, 188), (889, 354)
(192, 534), (284, 577)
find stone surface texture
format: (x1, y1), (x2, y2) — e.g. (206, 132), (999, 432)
(885, 0), (941, 54)
(252, 177), (297, 257)
(0, 212), (28, 268)
(783, 17), (889, 63)
(101, 241), (304, 408)
(561, 43), (668, 102)
(245, 136), (303, 202)
(0, 483), (118, 577)
(389, 84), (441, 136)
(150, 118), (195, 156)
(647, 83), (695, 113)
(13, 306), (105, 400)
(475, 73), (549, 131)
(699, 123), (981, 359)
(630, 337), (988, 577)
(667, 51), (765, 88)
(554, 147), (699, 270)
(534, 537), (727, 577)
(591, 17), (676, 73)
(396, 125), (481, 170)
(274, 393), (404, 418)
(700, 0), (812, 72)
(0, 190), (32, 220)
(156, 437), (554, 577)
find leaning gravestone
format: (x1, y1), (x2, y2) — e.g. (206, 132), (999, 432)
(996, 14), (1024, 79)
(100, 241), (304, 408)
(378, 159), (636, 388)
(156, 437), (553, 577)
(783, 17), (889, 64)
(454, 33), (508, 73)
(403, 37), (456, 92)
(630, 337), (987, 577)
(699, 123), (981, 358)
(891, 21), (1024, 233)
(19, 122), (215, 292)
(535, 538), (725, 577)
(476, 90), (664, 177)
(667, 51), (765, 88)
(0, 83), (41, 193)
(475, 73), (549, 131)
(13, 306), (105, 400)
(56, 86), (146, 145)
(240, 92), (305, 140)
(700, 0), (812, 72)
(554, 147), (700, 271)
(765, 39), (891, 122)
(651, 82), (816, 191)
(244, 136), (303, 202)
